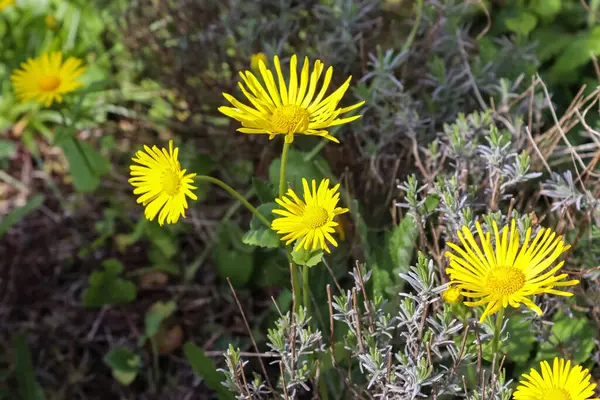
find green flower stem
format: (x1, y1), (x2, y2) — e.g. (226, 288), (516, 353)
(277, 141), (302, 311)
(491, 307), (504, 368)
(195, 175), (270, 228)
(302, 264), (310, 313)
(279, 141), (291, 197)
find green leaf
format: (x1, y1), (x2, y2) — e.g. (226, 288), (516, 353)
(183, 343), (235, 400)
(0, 140), (16, 159)
(500, 316), (535, 364)
(504, 11), (538, 36)
(389, 215), (418, 274)
(144, 301), (177, 339)
(529, 0), (561, 21)
(549, 27), (600, 83)
(242, 228), (281, 248)
(250, 203), (277, 230)
(82, 259), (137, 308)
(291, 245), (323, 267)
(252, 178), (276, 203)
(12, 335), (45, 400)
(538, 311), (595, 364)
(145, 222), (178, 259)
(0, 195), (44, 238)
(371, 265), (393, 299)
(103, 348), (140, 386)
(58, 137), (110, 193)
(214, 223), (254, 287)
(532, 27), (572, 63)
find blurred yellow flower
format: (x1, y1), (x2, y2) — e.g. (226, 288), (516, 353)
(219, 54), (364, 144)
(45, 15), (59, 29)
(251, 52), (268, 72)
(11, 51), (86, 107)
(129, 140), (198, 226)
(513, 358), (597, 400)
(272, 178), (349, 253)
(445, 219), (578, 323)
(0, 0), (15, 12)
(442, 286), (463, 304)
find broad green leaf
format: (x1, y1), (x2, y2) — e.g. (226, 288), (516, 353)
(500, 316), (535, 364)
(252, 178), (276, 203)
(389, 215), (418, 275)
(0, 140), (16, 159)
(268, 149), (332, 194)
(250, 202), (277, 230)
(242, 228), (280, 248)
(532, 27), (572, 63)
(103, 348), (140, 386)
(58, 137), (110, 193)
(183, 343), (235, 400)
(371, 265), (393, 299)
(504, 11), (538, 36)
(549, 27), (600, 83)
(214, 224), (254, 287)
(144, 301), (177, 339)
(529, 0), (561, 21)
(291, 245), (323, 267)
(144, 222), (178, 259)
(0, 195), (45, 238)
(538, 311), (595, 364)
(82, 259), (137, 308)
(12, 335), (45, 400)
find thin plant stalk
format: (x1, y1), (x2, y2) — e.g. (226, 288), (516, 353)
(303, 264), (310, 313)
(196, 175), (270, 228)
(278, 141), (302, 311)
(490, 307), (504, 371)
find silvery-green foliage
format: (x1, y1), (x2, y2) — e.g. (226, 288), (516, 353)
(313, 0), (381, 70)
(266, 308), (324, 397)
(433, 174), (474, 238)
(220, 309), (323, 399)
(541, 171), (600, 225)
(355, 47), (423, 156)
(333, 255), (468, 399)
(467, 368), (513, 400)
(220, 345), (271, 399)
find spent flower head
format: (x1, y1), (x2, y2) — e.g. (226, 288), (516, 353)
(442, 286), (463, 304)
(219, 54), (364, 144)
(11, 51), (86, 107)
(445, 219), (579, 323)
(251, 52), (268, 72)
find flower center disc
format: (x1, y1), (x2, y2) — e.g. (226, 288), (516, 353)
(272, 104), (310, 134)
(302, 206), (329, 229)
(486, 266), (525, 295)
(161, 168), (181, 196)
(39, 75), (61, 91)
(541, 387), (571, 400)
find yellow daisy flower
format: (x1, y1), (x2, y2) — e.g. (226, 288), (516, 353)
(445, 219), (579, 323)
(11, 51), (86, 107)
(272, 178), (349, 253)
(442, 286), (463, 304)
(219, 54), (365, 144)
(251, 52), (268, 72)
(513, 358), (597, 400)
(129, 140), (198, 226)
(0, 0), (15, 12)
